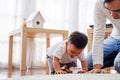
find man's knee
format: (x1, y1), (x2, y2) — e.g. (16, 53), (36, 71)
(114, 52), (120, 73)
(114, 62), (120, 73)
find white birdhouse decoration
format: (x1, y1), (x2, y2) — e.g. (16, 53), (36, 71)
(26, 11), (45, 28)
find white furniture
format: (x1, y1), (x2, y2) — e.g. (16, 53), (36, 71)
(8, 27), (68, 73)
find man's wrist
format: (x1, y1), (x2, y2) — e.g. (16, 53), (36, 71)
(93, 64), (102, 69)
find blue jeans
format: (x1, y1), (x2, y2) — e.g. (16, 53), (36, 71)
(46, 55), (77, 74)
(87, 36), (120, 73)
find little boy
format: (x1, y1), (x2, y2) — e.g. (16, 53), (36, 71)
(46, 31), (88, 74)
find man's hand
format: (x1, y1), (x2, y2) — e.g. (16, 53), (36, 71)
(89, 68), (101, 73)
(89, 64), (104, 73)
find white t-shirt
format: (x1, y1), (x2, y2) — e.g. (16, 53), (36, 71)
(47, 40), (86, 63)
(92, 0), (120, 66)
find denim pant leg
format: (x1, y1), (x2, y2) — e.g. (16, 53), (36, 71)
(114, 38), (120, 73)
(87, 51), (93, 70)
(87, 36), (119, 70)
(114, 52), (120, 73)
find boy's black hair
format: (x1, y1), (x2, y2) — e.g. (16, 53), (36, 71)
(104, 0), (114, 3)
(68, 31), (88, 49)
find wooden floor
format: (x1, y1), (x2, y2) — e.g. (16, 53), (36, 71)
(0, 68), (46, 79)
(0, 67), (118, 80)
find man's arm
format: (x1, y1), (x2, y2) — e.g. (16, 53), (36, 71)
(91, 0), (107, 73)
(93, 1), (106, 66)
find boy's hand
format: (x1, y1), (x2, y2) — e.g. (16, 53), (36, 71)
(61, 65), (73, 73)
(77, 70), (87, 73)
(55, 70), (67, 74)
(62, 68), (73, 73)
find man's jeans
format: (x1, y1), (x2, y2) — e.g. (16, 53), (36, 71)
(87, 36), (120, 73)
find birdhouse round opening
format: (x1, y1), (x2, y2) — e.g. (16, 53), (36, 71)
(36, 21), (40, 25)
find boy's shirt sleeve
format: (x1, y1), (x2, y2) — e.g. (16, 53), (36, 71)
(46, 41), (66, 59)
(77, 51), (86, 61)
(53, 44), (66, 59)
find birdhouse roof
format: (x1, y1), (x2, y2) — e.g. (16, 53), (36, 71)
(26, 11), (45, 22)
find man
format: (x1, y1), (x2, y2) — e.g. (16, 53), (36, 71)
(87, 0), (120, 73)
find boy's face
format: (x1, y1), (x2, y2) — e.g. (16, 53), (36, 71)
(66, 42), (83, 58)
(104, 0), (120, 19)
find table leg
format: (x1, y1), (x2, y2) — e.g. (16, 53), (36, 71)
(20, 32), (27, 71)
(87, 31), (93, 52)
(8, 36), (13, 70)
(45, 34), (50, 74)
(63, 33), (68, 40)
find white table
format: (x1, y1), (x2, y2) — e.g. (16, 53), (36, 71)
(8, 27), (68, 73)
